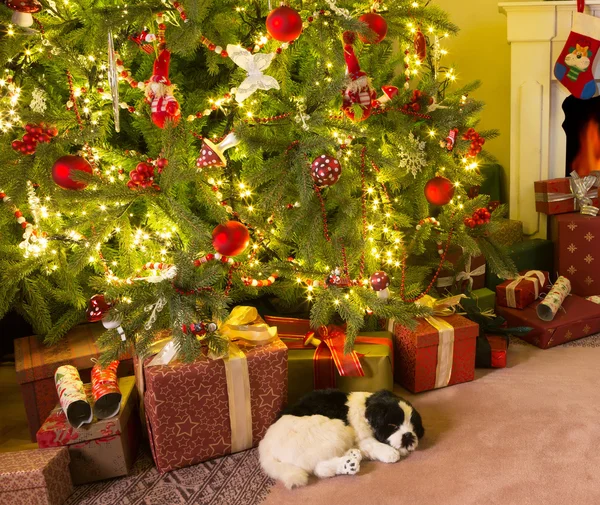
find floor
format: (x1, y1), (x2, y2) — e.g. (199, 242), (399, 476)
(4, 338), (600, 504)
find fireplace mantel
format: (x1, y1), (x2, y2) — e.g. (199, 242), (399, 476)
(500, 1), (600, 237)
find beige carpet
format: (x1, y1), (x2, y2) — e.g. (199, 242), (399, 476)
(263, 341), (600, 505)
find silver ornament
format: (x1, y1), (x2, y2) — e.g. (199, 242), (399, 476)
(107, 29), (120, 132)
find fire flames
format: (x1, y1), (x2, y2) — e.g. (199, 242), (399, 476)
(572, 118), (600, 176)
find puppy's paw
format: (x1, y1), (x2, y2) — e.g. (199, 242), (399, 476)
(373, 444), (400, 464)
(337, 449), (362, 475)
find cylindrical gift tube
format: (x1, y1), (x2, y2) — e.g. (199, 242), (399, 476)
(536, 276), (571, 322)
(54, 365), (93, 428)
(91, 360), (121, 419)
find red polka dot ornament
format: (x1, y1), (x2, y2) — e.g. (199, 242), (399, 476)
(370, 271), (390, 299)
(311, 154), (342, 187)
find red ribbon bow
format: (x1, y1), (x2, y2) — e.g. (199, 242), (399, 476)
(264, 316), (378, 390)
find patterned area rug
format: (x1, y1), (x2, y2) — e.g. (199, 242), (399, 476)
(65, 446), (273, 505)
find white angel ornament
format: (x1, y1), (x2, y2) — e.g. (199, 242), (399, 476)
(226, 44), (280, 103)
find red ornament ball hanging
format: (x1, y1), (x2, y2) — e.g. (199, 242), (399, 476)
(370, 271), (390, 291)
(52, 155), (93, 190)
(266, 6), (303, 42)
(358, 13), (388, 44)
(424, 176), (455, 206)
(212, 221), (250, 257)
(311, 154), (342, 187)
(86, 294), (112, 323)
(414, 29), (427, 61)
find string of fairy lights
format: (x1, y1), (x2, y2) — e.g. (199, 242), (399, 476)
(0, 0), (487, 309)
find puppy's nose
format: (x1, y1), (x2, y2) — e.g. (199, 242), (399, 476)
(401, 432), (416, 448)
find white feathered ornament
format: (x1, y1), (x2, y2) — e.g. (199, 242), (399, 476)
(226, 44), (280, 103)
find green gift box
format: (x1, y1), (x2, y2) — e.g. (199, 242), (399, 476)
(264, 316), (393, 406)
(491, 219), (524, 247)
(471, 288), (496, 313)
(485, 239), (554, 291)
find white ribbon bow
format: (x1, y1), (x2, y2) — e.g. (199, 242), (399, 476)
(227, 45), (280, 103)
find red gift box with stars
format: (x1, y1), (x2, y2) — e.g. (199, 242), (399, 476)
(552, 214), (600, 296)
(139, 338), (287, 473)
(36, 376), (140, 485)
(496, 295), (600, 349)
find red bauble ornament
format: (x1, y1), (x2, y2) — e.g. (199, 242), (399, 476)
(212, 221), (250, 257)
(358, 13), (388, 44)
(424, 176), (455, 206)
(414, 30), (427, 61)
(311, 154), (342, 187)
(370, 271), (390, 291)
(86, 294), (112, 322)
(266, 6), (303, 42)
(52, 155), (93, 190)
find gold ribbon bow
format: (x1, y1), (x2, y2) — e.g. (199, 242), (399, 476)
(416, 295), (465, 389)
(219, 306), (279, 347)
(570, 171), (599, 216)
(504, 270), (546, 308)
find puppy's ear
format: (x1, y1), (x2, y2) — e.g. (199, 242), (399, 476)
(411, 409), (425, 439)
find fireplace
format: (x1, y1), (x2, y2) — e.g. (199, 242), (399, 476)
(563, 95), (600, 176)
(500, 0), (600, 237)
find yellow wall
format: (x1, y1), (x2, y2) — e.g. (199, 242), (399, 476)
(434, 0), (511, 191)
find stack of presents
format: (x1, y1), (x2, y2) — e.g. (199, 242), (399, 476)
(4, 165), (600, 503)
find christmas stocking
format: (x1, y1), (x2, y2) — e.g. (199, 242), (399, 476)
(554, 11), (600, 100)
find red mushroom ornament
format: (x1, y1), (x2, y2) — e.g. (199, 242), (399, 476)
(375, 85), (399, 107)
(370, 271), (390, 299)
(196, 132), (240, 169)
(6, 0), (41, 27)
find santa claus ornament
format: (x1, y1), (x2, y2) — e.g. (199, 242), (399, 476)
(342, 31), (377, 122)
(146, 49), (181, 129)
(311, 154), (342, 187)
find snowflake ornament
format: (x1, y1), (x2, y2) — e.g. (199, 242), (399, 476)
(30, 88), (47, 114)
(399, 132), (427, 177)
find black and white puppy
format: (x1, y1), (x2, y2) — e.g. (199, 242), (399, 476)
(259, 389), (424, 489)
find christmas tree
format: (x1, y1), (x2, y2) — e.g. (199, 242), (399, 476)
(0, 0), (515, 362)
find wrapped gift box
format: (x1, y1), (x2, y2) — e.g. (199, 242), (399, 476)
(471, 288), (496, 313)
(535, 177), (599, 215)
(496, 270), (550, 309)
(390, 314), (478, 393)
(14, 324), (134, 440)
(476, 335), (508, 368)
(495, 295), (600, 349)
(485, 239), (554, 291)
(36, 376), (140, 485)
(140, 338), (287, 473)
(490, 219), (524, 247)
(0, 447), (72, 505)
(264, 316), (393, 406)
(552, 213), (600, 297)
(437, 247), (486, 293)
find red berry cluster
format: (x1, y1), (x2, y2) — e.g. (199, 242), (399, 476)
(127, 162), (160, 190)
(462, 128), (485, 157)
(464, 207), (491, 228)
(401, 89), (433, 113)
(11, 123), (58, 155)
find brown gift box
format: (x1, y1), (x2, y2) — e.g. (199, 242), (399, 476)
(437, 247), (486, 292)
(496, 270), (550, 309)
(36, 377), (140, 485)
(140, 339), (287, 473)
(535, 177), (599, 215)
(0, 447), (72, 505)
(391, 314), (478, 393)
(14, 323), (134, 441)
(495, 295), (600, 349)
